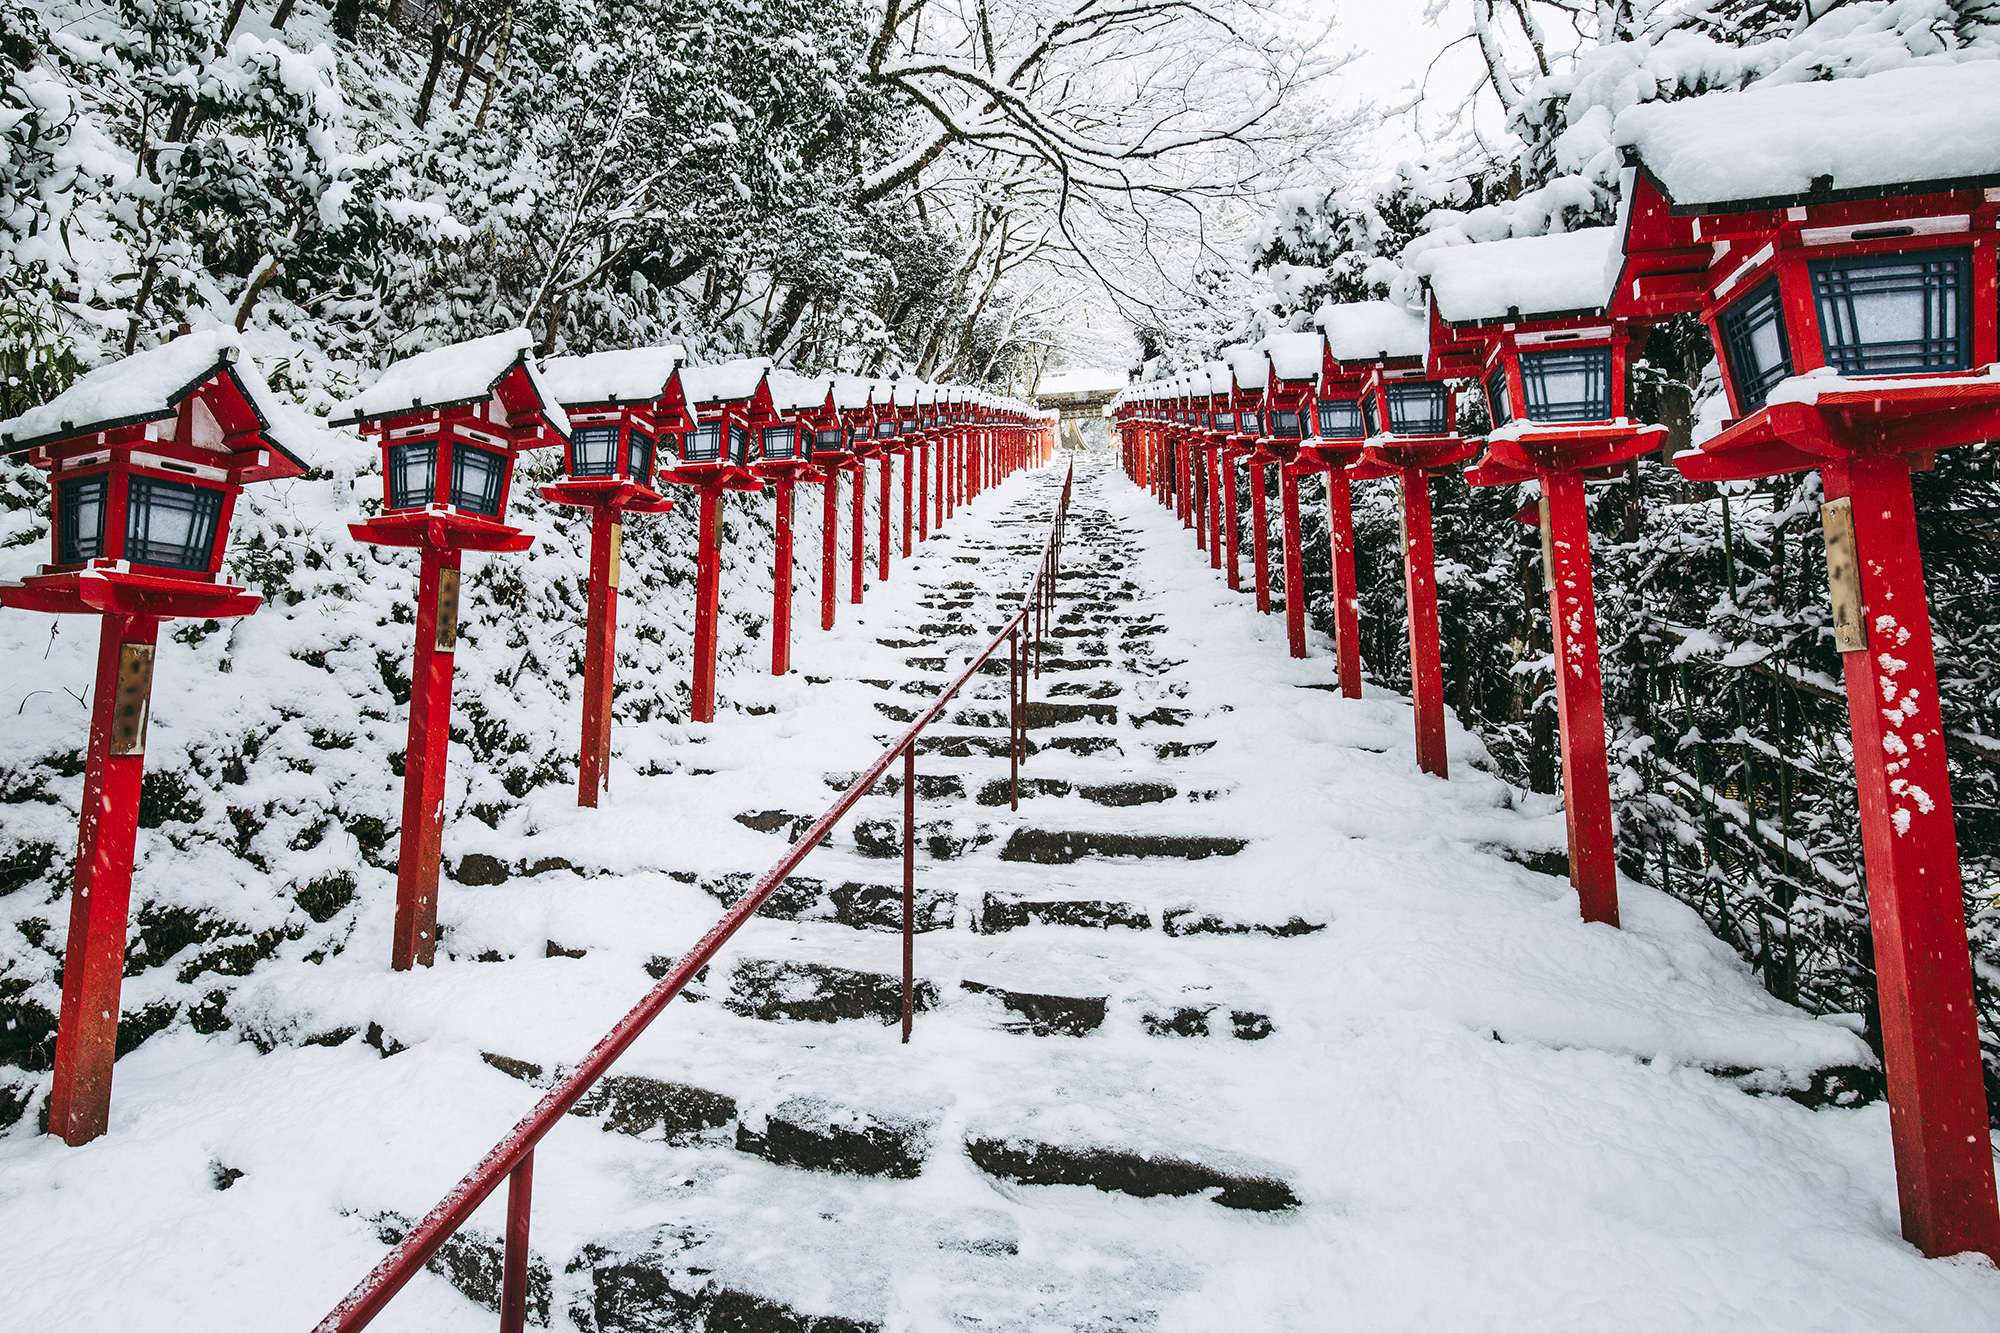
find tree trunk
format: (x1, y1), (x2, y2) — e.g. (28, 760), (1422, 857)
(415, 25), (450, 127)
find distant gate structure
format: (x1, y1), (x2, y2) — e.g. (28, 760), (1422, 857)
(1033, 369), (1128, 421)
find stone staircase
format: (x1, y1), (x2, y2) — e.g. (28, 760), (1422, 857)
(453, 465), (1326, 1330)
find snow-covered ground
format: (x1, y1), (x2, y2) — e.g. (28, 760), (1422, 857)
(1, 453), (1996, 1331)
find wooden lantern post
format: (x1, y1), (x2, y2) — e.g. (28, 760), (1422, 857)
(538, 348), (681, 806)
(1348, 338), (1474, 777)
(1, 331), (311, 1143)
(1618, 67), (2000, 1259)
(1246, 333), (1327, 657)
(1420, 227), (1667, 926)
(340, 330), (566, 971)
(842, 391), (883, 604)
(658, 360), (770, 724)
(1218, 346), (1272, 606)
(755, 371), (836, 676)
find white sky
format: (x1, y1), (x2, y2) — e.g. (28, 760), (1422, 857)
(1047, 0), (1503, 375)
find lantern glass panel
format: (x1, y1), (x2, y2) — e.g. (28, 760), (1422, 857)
(1240, 411), (1262, 435)
(1362, 393), (1380, 438)
(1719, 279), (1792, 411)
(126, 474), (224, 571)
(388, 440), (437, 510)
(875, 421), (897, 439)
(1386, 383), (1446, 434)
(1317, 400), (1364, 440)
(1519, 347), (1613, 423)
(1214, 411), (1235, 430)
(816, 428), (843, 454)
(569, 425), (620, 478)
(58, 474), (106, 564)
(1811, 247), (1971, 376)
(762, 425), (796, 459)
(728, 422), (751, 465)
(629, 431), (655, 485)
(1485, 367), (1513, 429)
(1272, 410), (1301, 438)
(686, 421), (722, 462)
(847, 424), (867, 446)
(450, 444), (508, 516)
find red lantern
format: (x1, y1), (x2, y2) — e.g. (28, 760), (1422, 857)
(660, 360), (773, 724)
(537, 347), (680, 807)
(1418, 226), (1663, 926)
(1219, 346), (1269, 598)
(757, 371), (833, 676)
(1254, 333), (1330, 658)
(1314, 301), (1471, 773)
(340, 329), (565, 973)
(1, 330), (311, 1144)
(1615, 64), (2000, 1261)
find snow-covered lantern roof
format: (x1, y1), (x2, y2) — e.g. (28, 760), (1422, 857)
(1415, 228), (1637, 436)
(1218, 344), (1270, 443)
(340, 328), (563, 538)
(671, 358), (771, 475)
(0, 330), (316, 610)
(539, 345), (683, 495)
(757, 369), (833, 473)
(1314, 301), (1451, 447)
(1252, 332), (1326, 458)
(1613, 59), (2000, 477)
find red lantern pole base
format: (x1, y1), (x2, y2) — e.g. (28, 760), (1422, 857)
(1222, 457), (1241, 591)
(579, 510), (619, 805)
(1542, 471), (1617, 925)
(772, 478), (795, 676)
(879, 455), (893, 583)
(1399, 468), (1448, 778)
(45, 613), (158, 1144)
(394, 545), (461, 969)
(821, 471), (839, 630)
(1828, 451), (2000, 1262)
(901, 450), (913, 557)
(692, 485), (723, 723)
(1250, 460), (1272, 614)
(1281, 464), (1307, 658)
(850, 464), (866, 605)
(1327, 472), (1363, 697)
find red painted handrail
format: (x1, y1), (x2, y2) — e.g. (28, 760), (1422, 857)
(313, 462), (1073, 1332)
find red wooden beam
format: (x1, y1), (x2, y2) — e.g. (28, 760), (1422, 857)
(691, 487), (721, 723)
(1326, 472), (1362, 697)
(1281, 464), (1307, 658)
(1827, 451), (2000, 1262)
(772, 479), (795, 675)
(578, 509), (619, 802)
(1250, 461), (1272, 614)
(819, 471), (839, 630)
(1542, 472), (1617, 925)
(1399, 468), (1448, 778)
(45, 613), (158, 1144)
(394, 546), (461, 967)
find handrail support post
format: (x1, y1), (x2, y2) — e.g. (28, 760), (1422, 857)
(901, 744), (916, 1044)
(498, 1149), (534, 1333)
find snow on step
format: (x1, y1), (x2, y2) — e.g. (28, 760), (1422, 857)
(4, 456), (1997, 1332)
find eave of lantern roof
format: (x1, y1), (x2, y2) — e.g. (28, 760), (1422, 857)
(1, 328), (323, 475)
(1315, 300), (1429, 363)
(1612, 59), (2000, 215)
(1411, 228), (1622, 326)
(537, 346), (684, 408)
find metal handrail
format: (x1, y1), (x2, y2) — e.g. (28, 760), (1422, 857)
(313, 462), (1075, 1332)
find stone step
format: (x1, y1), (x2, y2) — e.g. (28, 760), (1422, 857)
(737, 1096), (934, 1179)
(976, 892), (1149, 933)
(724, 959), (939, 1024)
(699, 872), (955, 933)
(965, 1138), (1299, 1211)
(959, 980), (1108, 1036)
(997, 830), (1247, 864)
(577, 1226), (881, 1333)
(1161, 908), (1327, 938)
(1139, 1004), (1276, 1040)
